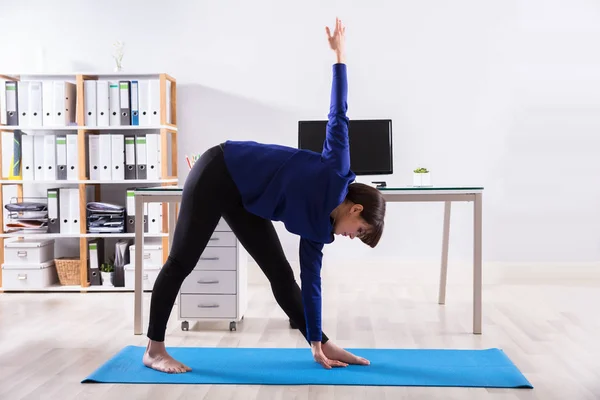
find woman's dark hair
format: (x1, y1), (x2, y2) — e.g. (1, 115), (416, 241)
(345, 182), (386, 248)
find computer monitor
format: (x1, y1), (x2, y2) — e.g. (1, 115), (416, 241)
(298, 119), (393, 176)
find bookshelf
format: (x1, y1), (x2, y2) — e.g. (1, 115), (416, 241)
(0, 72), (179, 292)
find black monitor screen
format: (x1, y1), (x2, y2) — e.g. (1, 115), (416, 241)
(298, 119), (393, 175)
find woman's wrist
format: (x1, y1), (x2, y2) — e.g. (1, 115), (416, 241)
(335, 51), (346, 64)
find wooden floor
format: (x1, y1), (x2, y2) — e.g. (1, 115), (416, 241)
(0, 262), (599, 400)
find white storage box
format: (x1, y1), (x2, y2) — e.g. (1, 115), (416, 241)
(4, 239), (55, 264)
(129, 244), (163, 267)
(2, 260), (58, 289)
(124, 263), (161, 290)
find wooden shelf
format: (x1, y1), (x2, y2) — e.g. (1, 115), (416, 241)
(1, 233), (168, 239)
(0, 125), (177, 132)
(0, 179), (178, 185)
(0, 72), (178, 290)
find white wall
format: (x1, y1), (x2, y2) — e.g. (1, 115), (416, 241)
(1, 0), (599, 265)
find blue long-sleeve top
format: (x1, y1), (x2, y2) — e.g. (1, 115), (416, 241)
(222, 63), (355, 342)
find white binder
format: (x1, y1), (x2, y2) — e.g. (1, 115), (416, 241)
(21, 134), (34, 181)
(98, 134), (112, 180)
(88, 135), (100, 180)
(145, 133), (160, 180)
(109, 81), (120, 126)
(147, 202), (162, 233)
(17, 81), (29, 126)
(43, 135), (56, 180)
(28, 81), (43, 127)
(33, 135), (45, 180)
(84, 80), (97, 127)
(66, 134), (78, 180)
(1, 132), (12, 179)
(53, 81), (76, 126)
(69, 188), (80, 233)
(59, 187), (70, 233)
(138, 80), (150, 126)
(42, 81), (54, 126)
(111, 134), (125, 181)
(96, 81), (109, 127)
(0, 80), (6, 125)
(149, 79), (161, 126)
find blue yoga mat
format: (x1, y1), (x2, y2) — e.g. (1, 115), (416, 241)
(82, 346), (532, 388)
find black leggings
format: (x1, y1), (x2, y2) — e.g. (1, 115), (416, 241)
(147, 143), (329, 345)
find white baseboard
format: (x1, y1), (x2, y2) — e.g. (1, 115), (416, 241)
(245, 260), (600, 286)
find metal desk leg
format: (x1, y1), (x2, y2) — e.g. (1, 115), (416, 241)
(134, 195), (145, 335)
(473, 193), (483, 334)
(438, 201), (451, 305)
(168, 201), (176, 250)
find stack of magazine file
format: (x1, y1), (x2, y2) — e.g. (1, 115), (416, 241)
(4, 202), (48, 233)
(86, 202), (126, 233)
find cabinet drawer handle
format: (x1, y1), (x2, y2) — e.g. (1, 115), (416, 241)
(143, 274), (149, 280)
(198, 304), (220, 308)
(200, 257), (219, 261)
(197, 279), (219, 284)
(17, 274), (27, 280)
(17, 251), (28, 257)
(143, 253), (151, 259)
(209, 237), (220, 241)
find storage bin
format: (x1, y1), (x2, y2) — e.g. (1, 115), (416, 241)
(124, 263), (161, 290)
(1, 260), (58, 289)
(129, 244), (163, 267)
(54, 257), (81, 285)
(4, 239), (55, 264)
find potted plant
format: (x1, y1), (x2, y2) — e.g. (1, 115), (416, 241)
(100, 259), (115, 287)
(413, 167), (431, 187)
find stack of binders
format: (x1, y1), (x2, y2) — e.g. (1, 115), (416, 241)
(46, 188), (90, 234)
(1, 80), (77, 127)
(87, 133), (162, 181)
(1, 78), (172, 128)
(82, 79), (172, 127)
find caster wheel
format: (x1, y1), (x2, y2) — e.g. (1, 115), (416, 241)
(181, 321), (189, 331)
(229, 321), (237, 331)
(289, 318), (299, 329)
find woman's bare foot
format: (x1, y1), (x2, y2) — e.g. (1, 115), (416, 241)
(322, 341), (370, 366)
(142, 340), (191, 373)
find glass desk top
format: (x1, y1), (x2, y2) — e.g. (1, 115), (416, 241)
(134, 185), (483, 194)
(134, 186), (183, 192)
(379, 186), (483, 191)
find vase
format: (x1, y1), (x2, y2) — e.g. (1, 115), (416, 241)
(101, 271), (114, 286)
(413, 172), (431, 187)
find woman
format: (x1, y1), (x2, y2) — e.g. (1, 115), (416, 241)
(143, 17), (386, 373)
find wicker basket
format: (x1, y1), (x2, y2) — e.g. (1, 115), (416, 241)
(54, 257), (80, 285)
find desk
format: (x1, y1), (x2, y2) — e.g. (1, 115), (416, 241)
(379, 186), (483, 334)
(133, 186), (182, 335)
(132, 185), (484, 336)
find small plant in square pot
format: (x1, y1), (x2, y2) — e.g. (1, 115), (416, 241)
(100, 261), (115, 287)
(413, 167), (431, 187)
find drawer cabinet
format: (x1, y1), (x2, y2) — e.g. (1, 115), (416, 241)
(178, 218), (247, 332)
